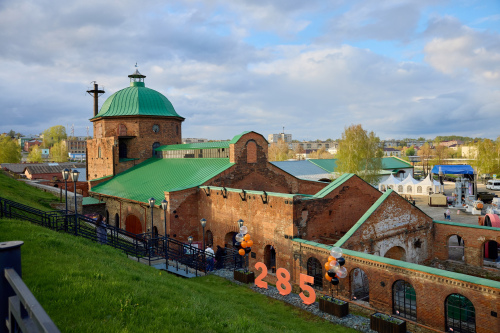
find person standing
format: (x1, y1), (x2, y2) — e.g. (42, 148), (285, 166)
(205, 245), (215, 271)
(446, 209), (451, 221)
(96, 214), (108, 244)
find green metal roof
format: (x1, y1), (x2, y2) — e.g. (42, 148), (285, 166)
(82, 197), (105, 205)
(309, 159), (337, 173)
(90, 158), (234, 203)
(198, 185), (313, 199)
(334, 189), (392, 247)
(313, 173), (355, 198)
(381, 157), (412, 169)
(91, 83), (183, 119)
(156, 141), (230, 151)
(229, 131), (258, 144)
(292, 238), (500, 289)
(434, 220), (500, 231)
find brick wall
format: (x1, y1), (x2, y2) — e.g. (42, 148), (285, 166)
(342, 192), (434, 265)
(293, 242), (500, 333)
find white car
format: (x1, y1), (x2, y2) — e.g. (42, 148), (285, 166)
(486, 180), (500, 190)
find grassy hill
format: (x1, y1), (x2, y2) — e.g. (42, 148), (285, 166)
(0, 172), (355, 332)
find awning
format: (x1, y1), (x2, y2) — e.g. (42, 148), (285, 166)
(431, 165), (474, 175)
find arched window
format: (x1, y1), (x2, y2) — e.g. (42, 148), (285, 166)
(351, 268), (369, 301)
(397, 185), (403, 192)
(306, 257), (323, 289)
(119, 142), (127, 158)
(205, 230), (213, 247)
(448, 235), (464, 262)
(114, 213), (120, 228)
(417, 186), (422, 194)
(393, 280), (416, 320)
(98, 146), (101, 158)
(224, 232), (236, 248)
(246, 141), (257, 163)
(152, 142), (161, 157)
(407, 185), (412, 193)
(264, 245), (276, 273)
(445, 294), (475, 333)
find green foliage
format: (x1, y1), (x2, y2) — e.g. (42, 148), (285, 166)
(0, 219), (355, 333)
(42, 125), (67, 148)
(405, 146), (415, 156)
(0, 171), (59, 210)
(336, 124), (382, 184)
(50, 141), (68, 162)
(433, 135), (474, 143)
(269, 139), (294, 161)
(0, 135), (21, 163)
(27, 145), (43, 163)
(472, 138), (500, 175)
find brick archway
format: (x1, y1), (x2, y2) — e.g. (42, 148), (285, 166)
(384, 246), (406, 261)
(125, 214), (142, 234)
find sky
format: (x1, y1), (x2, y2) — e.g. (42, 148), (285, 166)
(0, 0), (499, 141)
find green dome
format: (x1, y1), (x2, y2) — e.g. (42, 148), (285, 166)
(92, 81), (183, 119)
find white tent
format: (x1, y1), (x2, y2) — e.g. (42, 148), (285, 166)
(378, 174), (400, 192)
(415, 174), (440, 195)
(399, 174), (420, 194)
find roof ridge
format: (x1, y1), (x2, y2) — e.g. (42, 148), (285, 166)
(312, 173), (354, 198)
(334, 189), (393, 247)
(308, 159), (332, 172)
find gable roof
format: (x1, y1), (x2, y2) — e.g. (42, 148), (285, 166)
(271, 160), (332, 181)
(90, 158), (234, 203)
(381, 156), (412, 169)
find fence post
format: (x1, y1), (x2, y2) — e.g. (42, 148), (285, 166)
(0, 241), (23, 333)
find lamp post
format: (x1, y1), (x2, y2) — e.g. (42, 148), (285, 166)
(149, 198), (155, 237)
(161, 199), (168, 238)
(237, 219), (244, 229)
(61, 168), (70, 231)
(70, 169), (79, 235)
(61, 169), (70, 213)
(200, 218), (207, 269)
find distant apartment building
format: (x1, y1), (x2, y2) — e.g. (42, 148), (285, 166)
(461, 146), (478, 159)
(406, 140), (427, 147)
(439, 140), (464, 147)
(383, 147), (402, 157)
(183, 138), (209, 144)
(19, 137), (40, 151)
(381, 139), (401, 148)
(63, 139), (87, 155)
(268, 133), (292, 144)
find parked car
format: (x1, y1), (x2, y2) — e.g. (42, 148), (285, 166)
(486, 179), (500, 190)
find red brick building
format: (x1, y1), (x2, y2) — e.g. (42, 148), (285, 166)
(87, 71), (500, 332)
(24, 139), (42, 152)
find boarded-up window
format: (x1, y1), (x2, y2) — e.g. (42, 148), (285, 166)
(95, 123), (102, 138)
(247, 141), (257, 163)
(118, 124), (127, 136)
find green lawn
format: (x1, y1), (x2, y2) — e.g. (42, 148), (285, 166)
(0, 170), (60, 211)
(0, 173), (355, 332)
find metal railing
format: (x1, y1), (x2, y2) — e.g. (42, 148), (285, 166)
(1, 241), (60, 333)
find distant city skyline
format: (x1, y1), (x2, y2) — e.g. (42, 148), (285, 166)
(1, 0), (499, 140)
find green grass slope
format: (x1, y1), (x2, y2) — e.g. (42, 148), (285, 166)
(0, 170), (60, 211)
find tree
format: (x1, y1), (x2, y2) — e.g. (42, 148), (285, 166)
(268, 139), (293, 162)
(50, 141), (68, 162)
(7, 130), (16, 138)
(0, 135), (22, 163)
(308, 147), (333, 159)
(405, 146), (415, 156)
(336, 124), (382, 184)
(42, 125), (67, 148)
(417, 143), (433, 176)
(27, 145), (43, 163)
(293, 144), (305, 160)
(472, 139), (498, 175)
(432, 145), (450, 165)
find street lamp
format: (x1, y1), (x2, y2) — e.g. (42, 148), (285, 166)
(161, 199), (168, 238)
(237, 219), (244, 229)
(70, 169), (79, 235)
(200, 218), (207, 251)
(188, 236), (193, 245)
(61, 169), (70, 213)
(149, 197), (155, 237)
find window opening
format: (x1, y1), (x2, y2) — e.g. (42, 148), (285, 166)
(306, 257), (323, 289)
(393, 280), (416, 321)
(445, 294), (475, 333)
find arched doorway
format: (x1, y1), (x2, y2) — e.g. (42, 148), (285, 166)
(153, 226), (158, 238)
(306, 257), (323, 289)
(445, 294), (475, 333)
(205, 230), (213, 247)
(393, 280), (416, 320)
(125, 214), (142, 234)
(351, 268), (369, 302)
(483, 240), (499, 262)
(384, 246), (406, 261)
(119, 142), (127, 158)
(224, 232), (236, 248)
(152, 142), (160, 157)
(264, 245), (276, 273)
(448, 235), (464, 261)
(114, 213), (120, 228)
